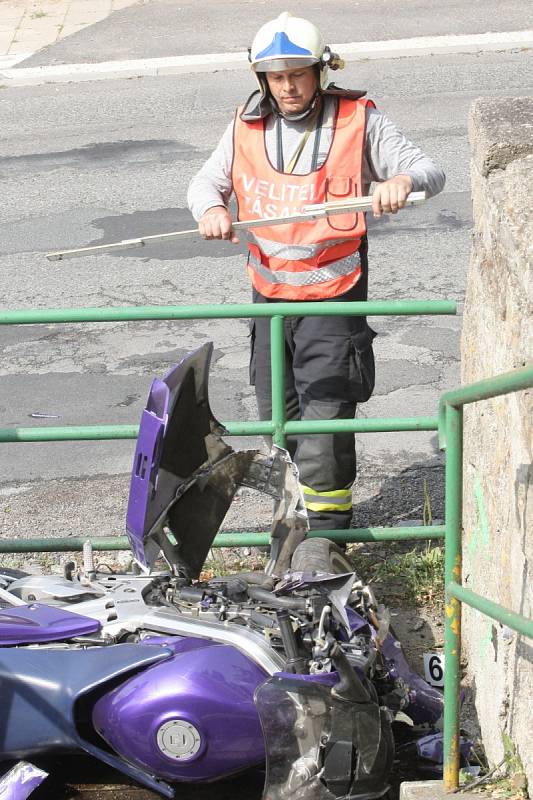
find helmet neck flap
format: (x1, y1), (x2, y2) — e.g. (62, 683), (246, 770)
(239, 82), (367, 124)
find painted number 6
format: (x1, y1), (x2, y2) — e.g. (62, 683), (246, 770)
(423, 653), (445, 687)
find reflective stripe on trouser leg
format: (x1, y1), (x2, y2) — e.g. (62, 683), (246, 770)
(294, 406), (356, 530)
(300, 484), (353, 512)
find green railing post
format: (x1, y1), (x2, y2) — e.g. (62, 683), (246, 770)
(443, 401), (463, 792)
(270, 315), (287, 448)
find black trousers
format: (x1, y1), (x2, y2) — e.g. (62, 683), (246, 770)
(249, 246), (376, 530)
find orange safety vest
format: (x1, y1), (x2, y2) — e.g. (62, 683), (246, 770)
(232, 96), (373, 301)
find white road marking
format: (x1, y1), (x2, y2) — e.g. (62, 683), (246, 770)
(1, 30), (531, 87)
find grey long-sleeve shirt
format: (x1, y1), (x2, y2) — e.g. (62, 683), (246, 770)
(187, 96), (445, 220)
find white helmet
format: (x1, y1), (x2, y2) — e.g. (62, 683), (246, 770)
(249, 12), (343, 90)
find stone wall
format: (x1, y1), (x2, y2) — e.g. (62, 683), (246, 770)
(462, 98), (532, 784)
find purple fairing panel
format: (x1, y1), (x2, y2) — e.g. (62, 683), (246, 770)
(126, 396), (167, 567)
(381, 632), (444, 725)
(414, 731), (473, 765)
(395, 730), (473, 778)
(346, 606), (373, 634)
(0, 762), (48, 800)
(92, 641), (267, 781)
(125, 343), (229, 573)
(0, 603), (101, 646)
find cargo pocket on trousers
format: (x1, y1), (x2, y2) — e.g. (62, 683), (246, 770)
(348, 325), (377, 402)
(249, 320), (256, 386)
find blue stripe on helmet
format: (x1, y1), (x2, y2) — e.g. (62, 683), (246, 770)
(255, 31), (313, 60)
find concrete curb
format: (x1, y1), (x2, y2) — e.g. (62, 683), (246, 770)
(0, 53), (32, 69)
(399, 780), (450, 799)
(1, 29), (531, 87)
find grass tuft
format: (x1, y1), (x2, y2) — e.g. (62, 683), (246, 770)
(352, 543), (445, 609)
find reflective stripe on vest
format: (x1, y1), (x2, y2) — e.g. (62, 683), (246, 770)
(300, 484), (353, 513)
(232, 96), (374, 301)
(246, 230), (353, 261)
(248, 250), (360, 287)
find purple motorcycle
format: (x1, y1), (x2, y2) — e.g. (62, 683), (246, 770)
(0, 344), (463, 800)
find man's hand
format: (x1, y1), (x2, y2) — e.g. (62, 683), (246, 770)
(198, 206), (239, 244)
(372, 174), (413, 218)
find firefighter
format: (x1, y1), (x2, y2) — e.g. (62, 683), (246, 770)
(187, 12), (445, 531)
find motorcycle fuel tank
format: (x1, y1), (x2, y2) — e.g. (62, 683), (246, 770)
(92, 637), (267, 781)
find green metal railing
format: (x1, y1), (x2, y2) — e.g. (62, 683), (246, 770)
(0, 299), (454, 552)
(2, 300), (532, 793)
(0, 527), (447, 554)
(440, 363), (533, 791)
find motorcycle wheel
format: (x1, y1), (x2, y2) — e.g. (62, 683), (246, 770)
(290, 537), (353, 574)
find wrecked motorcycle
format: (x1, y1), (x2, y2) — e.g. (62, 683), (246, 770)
(0, 344), (467, 799)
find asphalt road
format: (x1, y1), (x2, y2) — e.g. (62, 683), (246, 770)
(18, 0), (532, 66)
(1, 2), (532, 542)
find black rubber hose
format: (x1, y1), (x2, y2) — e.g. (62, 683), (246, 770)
(178, 586), (205, 603)
(248, 586), (306, 610)
(209, 572), (275, 590)
(277, 610), (308, 673)
(236, 572), (276, 590)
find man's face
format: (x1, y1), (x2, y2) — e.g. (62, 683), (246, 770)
(265, 66), (318, 115)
